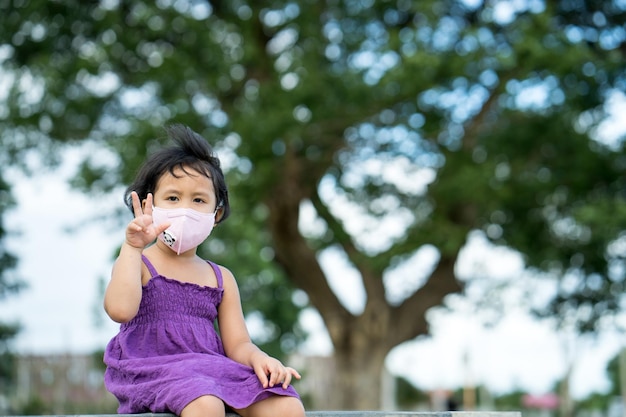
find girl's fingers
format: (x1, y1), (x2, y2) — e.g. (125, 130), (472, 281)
(131, 220), (144, 232)
(288, 367), (301, 380)
(144, 193), (154, 216)
(254, 360), (300, 389)
(268, 368), (280, 387)
(279, 367), (300, 389)
(270, 366), (294, 388)
(253, 365), (269, 388)
(282, 372), (292, 389)
(155, 221), (171, 235)
(130, 191), (143, 218)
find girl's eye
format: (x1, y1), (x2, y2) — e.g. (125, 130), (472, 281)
(193, 198), (206, 203)
(166, 196), (178, 201)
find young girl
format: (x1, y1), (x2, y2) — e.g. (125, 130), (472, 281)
(103, 125), (305, 417)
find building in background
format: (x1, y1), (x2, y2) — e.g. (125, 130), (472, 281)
(9, 353), (117, 414)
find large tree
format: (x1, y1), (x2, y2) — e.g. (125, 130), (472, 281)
(2, 0), (625, 409)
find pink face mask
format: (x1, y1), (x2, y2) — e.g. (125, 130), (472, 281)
(152, 206), (216, 255)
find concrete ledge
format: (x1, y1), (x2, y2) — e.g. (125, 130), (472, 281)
(4, 412), (522, 417)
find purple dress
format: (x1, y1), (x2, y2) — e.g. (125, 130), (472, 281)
(104, 255), (300, 415)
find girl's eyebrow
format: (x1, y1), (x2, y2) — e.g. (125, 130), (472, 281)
(159, 187), (181, 194)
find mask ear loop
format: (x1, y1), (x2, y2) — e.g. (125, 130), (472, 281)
(214, 201), (224, 224)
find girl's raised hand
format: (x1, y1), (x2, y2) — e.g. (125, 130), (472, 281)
(125, 191), (170, 249)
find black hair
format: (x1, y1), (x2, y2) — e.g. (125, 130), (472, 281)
(124, 124), (230, 224)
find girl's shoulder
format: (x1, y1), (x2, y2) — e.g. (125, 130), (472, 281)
(211, 263), (236, 285)
(206, 263), (242, 294)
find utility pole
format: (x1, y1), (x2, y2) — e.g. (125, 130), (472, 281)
(462, 350), (475, 410)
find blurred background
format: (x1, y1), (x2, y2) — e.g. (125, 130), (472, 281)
(0, 0), (625, 416)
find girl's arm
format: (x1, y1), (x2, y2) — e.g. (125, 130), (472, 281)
(104, 192), (168, 323)
(104, 242), (145, 323)
(218, 266), (301, 389)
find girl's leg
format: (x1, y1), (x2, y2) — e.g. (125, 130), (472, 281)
(233, 395), (305, 417)
(180, 395), (226, 417)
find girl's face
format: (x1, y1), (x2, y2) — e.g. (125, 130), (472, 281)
(151, 166), (218, 214)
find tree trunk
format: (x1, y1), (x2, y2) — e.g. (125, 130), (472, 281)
(328, 343), (388, 410)
(265, 146), (462, 410)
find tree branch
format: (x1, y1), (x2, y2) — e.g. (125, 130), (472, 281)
(387, 254), (461, 348)
(310, 190), (387, 307)
(265, 144), (356, 346)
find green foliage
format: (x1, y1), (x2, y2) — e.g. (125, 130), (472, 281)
(576, 391), (613, 413)
(605, 348), (625, 397)
(0, 169), (23, 393)
(395, 376), (428, 408)
(0, 348), (17, 392)
(91, 349), (107, 372)
(493, 389), (525, 410)
(17, 396), (48, 415)
(0, 175), (21, 299)
(1, 0), (625, 407)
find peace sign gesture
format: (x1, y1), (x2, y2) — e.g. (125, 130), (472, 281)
(125, 191), (170, 249)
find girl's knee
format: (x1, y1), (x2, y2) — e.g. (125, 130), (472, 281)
(180, 395), (225, 417)
(275, 396), (305, 416)
(283, 397), (306, 416)
(236, 395), (305, 417)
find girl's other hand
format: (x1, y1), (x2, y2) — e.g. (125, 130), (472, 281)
(252, 355), (301, 390)
(125, 191), (170, 249)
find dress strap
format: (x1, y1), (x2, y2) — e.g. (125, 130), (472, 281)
(141, 255), (159, 278)
(207, 261), (223, 288)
